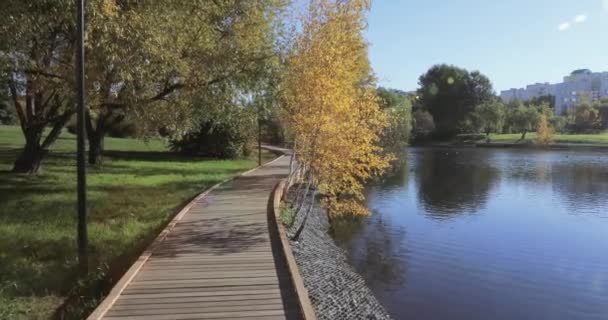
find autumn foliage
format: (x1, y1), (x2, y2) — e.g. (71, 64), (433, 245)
(536, 113), (554, 145)
(283, 0), (392, 217)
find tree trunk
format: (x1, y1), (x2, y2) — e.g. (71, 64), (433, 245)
(13, 128), (44, 174)
(520, 130), (527, 142)
(86, 109), (107, 166)
(88, 129), (105, 165)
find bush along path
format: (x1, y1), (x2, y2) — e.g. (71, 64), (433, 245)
(87, 155), (304, 320)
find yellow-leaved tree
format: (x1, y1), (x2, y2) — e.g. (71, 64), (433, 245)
(283, 0), (392, 220)
(537, 113), (553, 145)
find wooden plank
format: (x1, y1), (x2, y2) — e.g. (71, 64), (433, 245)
(118, 289), (281, 300)
(122, 284), (281, 295)
(115, 294), (283, 305)
(136, 270), (280, 281)
(140, 264), (278, 272)
(106, 304), (294, 317)
(129, 277), (283, 289)
(104, 309), (291, 320)
(90, 155), (305, 320)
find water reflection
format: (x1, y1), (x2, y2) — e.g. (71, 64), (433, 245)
(414, 148), (500, 220)
(551, 161), (608, 218)
(332, 214), (408, 291)
(335, 147), (608, 320)
(374, 156), (410, 192)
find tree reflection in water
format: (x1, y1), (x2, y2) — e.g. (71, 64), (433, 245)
(332, 214), (408, 292)
(414, 148), (500, 220)
(551, 161), (608, 218)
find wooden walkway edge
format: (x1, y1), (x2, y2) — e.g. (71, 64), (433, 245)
(87, 154), (307, 320)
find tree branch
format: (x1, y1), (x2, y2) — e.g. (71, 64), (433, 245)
(149, 83), (186, 101)
(8, 80), (27, 134)
(24, 69), (64, 80)
(41, 111), (73, 150)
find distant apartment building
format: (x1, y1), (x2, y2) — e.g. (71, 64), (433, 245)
(500, 69), (608, 115)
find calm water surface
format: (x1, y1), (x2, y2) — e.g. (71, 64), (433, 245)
(333, 147), (608, 320)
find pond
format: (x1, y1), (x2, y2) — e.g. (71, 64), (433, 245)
(333, 147), (608, 320)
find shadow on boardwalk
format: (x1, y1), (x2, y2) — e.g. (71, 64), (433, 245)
(89, 156), (303, 320)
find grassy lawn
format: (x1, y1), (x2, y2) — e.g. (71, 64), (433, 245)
(487, 132), (608, 145)
(0, 125), (276, 320)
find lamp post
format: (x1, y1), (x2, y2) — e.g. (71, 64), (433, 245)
(76, 0), (88, 275)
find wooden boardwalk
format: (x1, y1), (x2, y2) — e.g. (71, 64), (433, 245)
(89, 155), (303, 320)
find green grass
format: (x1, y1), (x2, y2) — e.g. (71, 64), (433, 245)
(279, 206), (295, 227)
(487, 132), (608, 145)
(0, 125), (276, 319)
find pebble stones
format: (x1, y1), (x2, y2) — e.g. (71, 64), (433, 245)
(286, 188), (392, 320)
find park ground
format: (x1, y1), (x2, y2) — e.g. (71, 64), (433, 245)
(0, 125), (275, 320)
(454, 132), (608, 146)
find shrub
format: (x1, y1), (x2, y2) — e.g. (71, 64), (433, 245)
(279, 206), (295, 227)
(170, 118), (253, 159)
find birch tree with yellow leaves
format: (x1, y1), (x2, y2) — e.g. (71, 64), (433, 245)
(283, 0), (392, 222)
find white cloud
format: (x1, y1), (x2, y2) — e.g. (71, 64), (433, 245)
(574, 14), (587, 23)
(558, 22), (571, 31)
(604, 0), (608, 11)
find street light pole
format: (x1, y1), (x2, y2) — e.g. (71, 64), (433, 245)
(76, 0), (88, 275)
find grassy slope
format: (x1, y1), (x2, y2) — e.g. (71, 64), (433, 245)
(487, 132), (608, 145)
(0, 125), (275, 319)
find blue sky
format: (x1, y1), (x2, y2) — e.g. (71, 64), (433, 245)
(366, 0), (608, 92)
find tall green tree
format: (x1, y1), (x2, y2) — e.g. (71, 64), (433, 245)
(83, 0), (287, 165)
(506, 104), (540, 141)
(377, 87), (412, 151)
(0, 0), (288, 171)
(417, 64), (494, 138)
(571, 101), (602, 132)
(412, 109), (435, 140)
(0, 1), (77, 173)
(471, 100), (506, 140)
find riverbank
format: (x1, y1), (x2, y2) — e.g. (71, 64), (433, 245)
(429, 132), (608, 151)
(0, 125), (276, 319)
(284, 186), (391, 320)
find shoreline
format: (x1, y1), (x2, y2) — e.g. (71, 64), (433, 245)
(284, 187), (391, 320)
(428, 142), (608, 152)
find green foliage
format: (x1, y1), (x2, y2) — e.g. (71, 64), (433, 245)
(0, 101), (15, 125)
(470, 100), (506, 137)
(524, 95), (556, 110)
(0, 125), (269, 319)
(261, 116), (287, 146)
(67, 117), (138, 138)
(550, 115), (569, 133)
(0, 0), (289, 170)
(170, 110), (256, 159)
(377, 87), (413, 151)
(505, 104), (541, 140)
(412, 109), (436, 140)
(0, 79), (14, 125)
(280, 206), (295, 227)
(570, 101), (604, 132)
(417, 64), (495, 138)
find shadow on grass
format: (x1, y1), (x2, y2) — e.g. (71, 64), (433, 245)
(104, 150), (210, 162)
(0, 147), (268, 319)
